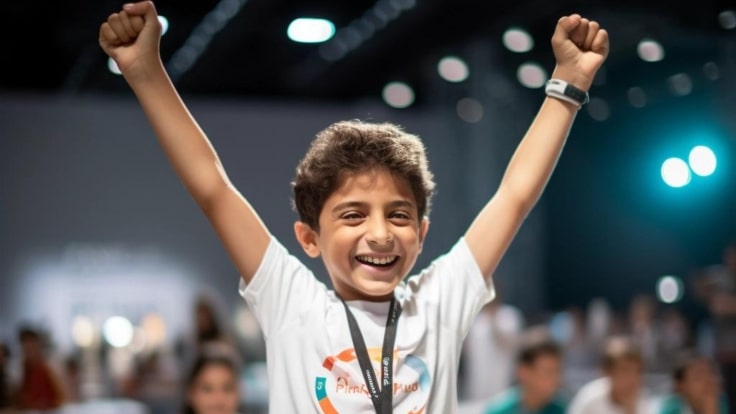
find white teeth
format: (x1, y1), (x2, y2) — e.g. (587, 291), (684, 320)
(357, 255), (398, 265)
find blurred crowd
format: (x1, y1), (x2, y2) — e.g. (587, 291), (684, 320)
(0, 240), (733, 414)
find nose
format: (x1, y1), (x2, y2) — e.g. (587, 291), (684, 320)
(366, 217), (394, 247)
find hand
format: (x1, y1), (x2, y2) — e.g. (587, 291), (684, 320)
(98, 1), (162, 78)
(550, 14), (609, 91)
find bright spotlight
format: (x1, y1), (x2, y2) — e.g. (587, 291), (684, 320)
(688, 145), (717, 177)
(516, 62), (547, 88)
(287, 18), (335, 43)
(502, 27), (534, 53)
(382, 82), (415, 108)
(661, 157), (691, 188)
(437, 56), (469, 83)
(657, 275), (683, 303)
(103, 316), (134, 348)
(72, 316), (96, 349)
(637, 38), (665, 62)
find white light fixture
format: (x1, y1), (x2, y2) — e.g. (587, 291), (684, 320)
(103, 316), (134, 348)
(502, 27), (534, 53)
(516, 62), (547, 88)
(688, 145), (717, 177)
(661, 157), (691, 188)
(382, 82), (415, 108)
(287, 18), (336, 43)
(637, 38), (665, 62)
(437, 56), (469, 83)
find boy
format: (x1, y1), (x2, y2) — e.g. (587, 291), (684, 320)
(98, 2), (608, 412)
(658, 350), (729, 414)
(568, 335), (657, 414)
(483, 329), (566, 414)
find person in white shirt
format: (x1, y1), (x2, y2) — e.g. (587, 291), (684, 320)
(462, 295), (525, 401)
(97, 3), (610, 411)
(567, 335), (658, 414)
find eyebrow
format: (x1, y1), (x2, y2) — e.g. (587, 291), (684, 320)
(331, 200), (416, 214)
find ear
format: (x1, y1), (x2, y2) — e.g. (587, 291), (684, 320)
(417, 217), (430, 253)
(294, 221), (321, 258)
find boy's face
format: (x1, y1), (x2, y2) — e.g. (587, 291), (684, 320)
(677, 359), (718, 403)
(606, 357), (642, 397)
(518, 354), (561, 402)
(295, 168), (428, 301)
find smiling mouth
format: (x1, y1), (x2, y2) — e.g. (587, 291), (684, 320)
(356, 255), (399, 267)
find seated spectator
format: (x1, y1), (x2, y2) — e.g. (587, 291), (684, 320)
(567, 335), (658, 414)
(658, 350), (729, 414)
(12, 326), (67, 411)
(484, 328), (566, 414)
(182, 349), (243, 414)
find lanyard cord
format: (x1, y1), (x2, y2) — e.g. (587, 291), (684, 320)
(338, 295), (402, 413)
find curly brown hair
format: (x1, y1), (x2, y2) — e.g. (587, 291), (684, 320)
(292, 119), (436, 231)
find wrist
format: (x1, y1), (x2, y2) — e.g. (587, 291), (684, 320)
(551, 66), (594, 92)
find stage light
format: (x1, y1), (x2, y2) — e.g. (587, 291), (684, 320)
(103, 316), (134, 348)
(72, 316), (96, 349)
(688, 145), (717, 177)
(287, 18), (335, 43)
(661, 157), (691, 188)
(502, 27), (534, 53)
(656, 276), (683, 303)
(438, 56), (469, 83)
(456, 98), (483, 123)
(516, 62), (547, 88)
(627, 87), (647, 108)
(668, 73), (692, 96)
(382, 82), (415, 108)
(719, 10), (736, 30)
(637, 38), (665, 62)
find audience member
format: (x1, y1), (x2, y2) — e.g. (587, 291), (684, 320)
(658, 350), (729, 414)
(567, 335), (658, 414)
(483, 328), (566, 414)
(182, 350), (243, 414)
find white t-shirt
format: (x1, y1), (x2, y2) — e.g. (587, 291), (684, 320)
(462, 303), (524, 401)
(566, 377), (658, 414)
(239, 235), (495, 413)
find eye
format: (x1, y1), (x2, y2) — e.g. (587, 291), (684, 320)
(341, 211), (364, 221)
(389, 211), (412, 223)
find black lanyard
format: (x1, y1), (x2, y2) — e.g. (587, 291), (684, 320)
(339, 295), (402, 414)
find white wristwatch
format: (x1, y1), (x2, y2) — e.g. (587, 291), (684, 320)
(545, 79), (590, 108)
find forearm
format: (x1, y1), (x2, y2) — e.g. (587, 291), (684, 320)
(497, 80), (578, 212)
(126, 60), (229, 206)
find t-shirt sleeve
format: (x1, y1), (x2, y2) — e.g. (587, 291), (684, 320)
(404, 237), (495, 337)
(238, 235), (329, 338)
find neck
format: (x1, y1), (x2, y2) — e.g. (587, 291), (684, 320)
(336, 288), (394, 302)
(520, 389), (547, 411)
(610, 388), (637, 410)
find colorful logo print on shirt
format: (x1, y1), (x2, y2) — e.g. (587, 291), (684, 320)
(314, 347), (430, 413)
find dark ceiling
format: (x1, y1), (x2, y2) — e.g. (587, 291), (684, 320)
(3, 0), (735, 104)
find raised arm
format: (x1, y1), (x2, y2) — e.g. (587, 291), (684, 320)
(99, 1), (270, 282)
(464, 14), (609, 278)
